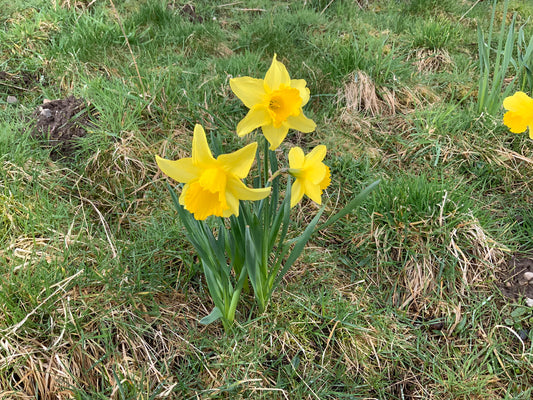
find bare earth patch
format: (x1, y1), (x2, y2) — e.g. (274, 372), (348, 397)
(31, 96), (97, 160)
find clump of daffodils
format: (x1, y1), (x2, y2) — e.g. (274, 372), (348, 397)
(156, 55), (377, 330)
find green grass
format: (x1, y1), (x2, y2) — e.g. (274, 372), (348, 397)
(1, 0), (533, 398)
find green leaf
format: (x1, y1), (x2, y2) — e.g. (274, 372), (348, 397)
(272, 203), (326, 292)
(319, 179), (380, 230)
(199, 307), (223, 325)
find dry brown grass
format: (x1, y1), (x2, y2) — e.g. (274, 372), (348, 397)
(410, 48), (453, 74)
(0, 288), (212, 399)
(365, 209), (508, 318)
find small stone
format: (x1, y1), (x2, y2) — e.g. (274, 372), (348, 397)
(526, 298), (533, 308)
(43, 99), (51, 104)
(505, 282), (512, 288)
(40, 108), (52, 118)
(7, 95), (17, 104)
(523, 271), (533, 281)
(519, 280), (528, 286)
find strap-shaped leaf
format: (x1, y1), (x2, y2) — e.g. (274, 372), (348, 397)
(272, 204), (326, 292)
(199, 307), (223, 325)
(318, 179), (380, 230)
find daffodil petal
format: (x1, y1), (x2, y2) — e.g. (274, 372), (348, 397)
(218, 142), (258, 179)
(262, 123), (289, 150)
(503, 111), (529, 133)
(223, 191), (240, 218)
(227, 179), (271, 201)
(306, 163), (327, 185)
(304, 180), (322, 204)
(264, 54), (291, 90)
(285, 111), (316, 133)
(230, 77), (266, 109)
(290, 179), (305, 208)
(236, 107), (271, 137)
(288, 146), (305, 169)
(503, 91), (533, 112)
(192, 124), (215, 166)
(179, 184), (189, 205)
(290, 79), (310, 105)
(305, 145), (327, 165)
(156, 155), (199, 183)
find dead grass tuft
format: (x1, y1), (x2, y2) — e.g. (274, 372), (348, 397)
(0, 288), (210, 398)
(411, 48), (453, 74)
(338, 71), (383, 117)
(338, 72), (439, 124)
(366, 209), (508, 316)
(54, 0), (97, 11)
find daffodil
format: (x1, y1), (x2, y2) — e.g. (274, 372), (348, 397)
(503, 91), (533, 138)
(230, 54), (316, 150)
(288, 145), (331, 208)
(156, 124), (271, 220)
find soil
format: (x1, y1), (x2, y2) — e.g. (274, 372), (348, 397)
(31, 96), (97, 160)
(498, 256), (533, 300)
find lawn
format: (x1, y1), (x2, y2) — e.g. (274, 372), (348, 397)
(1, 0), (533, 398)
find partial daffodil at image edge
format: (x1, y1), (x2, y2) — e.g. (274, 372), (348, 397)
(288, 145), (331, 208)
(503, 91), (533, 138)
(156, 124), (271, 220)
(230, 54), (317, 150)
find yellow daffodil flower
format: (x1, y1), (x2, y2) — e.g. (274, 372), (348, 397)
(230, 54), (316, 150)
(156, 124), (271, 220)
(503, 91), (533, 138)
(288, 145), (331, 208)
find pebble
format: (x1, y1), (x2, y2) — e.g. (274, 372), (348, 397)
(523, 271), (533, 281)
(505, 282), (512, 287)
(7, 95), (17, 104)
(526, 298), (533, 308)
(40, 108), (52, 118)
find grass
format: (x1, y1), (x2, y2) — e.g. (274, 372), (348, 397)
(1, 0), (533, 398)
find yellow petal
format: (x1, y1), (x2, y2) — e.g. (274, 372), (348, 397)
(305, 145), (327, 165)
(305, 163), (327, 185)
(288, 147), (305, 169)
(290, 179), (305, 208)
(227, 179), (271, 201)
(223, 191), (240, 218)
(503, 91), (533, 112)
(285, 111), (316, 133)
(503, 111), (530, 133)
(192, 124), (215, 166)
(156, 155), (199, 183)
(236, 107), (271, 137)
(230, 77), (266, 109)
(290, 79), (310, 105)
(218, 142), (258, 179)
(264, 54), (291, 90)
(304, 180), (322, 204)
(262, 123), (289, 150)
(320, 166), (331, 190)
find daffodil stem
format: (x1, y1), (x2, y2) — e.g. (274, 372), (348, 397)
(268, 168), (288, 183)
(262, 136), (269, 187)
